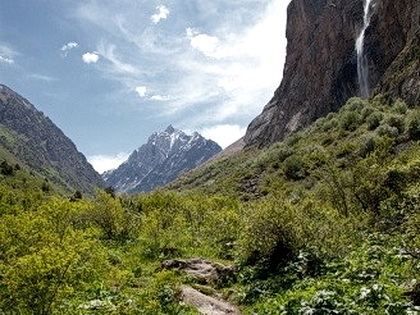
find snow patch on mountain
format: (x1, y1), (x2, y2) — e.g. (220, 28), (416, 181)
(103, 126), (222, 193)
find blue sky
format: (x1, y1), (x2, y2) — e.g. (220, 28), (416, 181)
(0, 0), (290, 173)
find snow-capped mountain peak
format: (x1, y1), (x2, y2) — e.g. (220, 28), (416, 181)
(103, 126), (222, 193)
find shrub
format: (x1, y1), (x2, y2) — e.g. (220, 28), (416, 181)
(339, 111), (361, 131)
(406, 109), (420, 140)
(376, 124), (399, 138)
(358, 135), (377, 158)
(237, 200), (302, 272)
(384, 114), (405, 133)
(361, 107), (375, 120)
(321, 118), (338, 132)
(283, 156), (306, 180)
(0, 160), (14, 176)
(276, 146), (293, 163)
(335, 142), (357, 158)
(345, 97), (366, 112)
(0, 198), (109, 314)
(285, 133), (303, 146)
(392, 99), (408, 114)
(326, 112), (337, 120)
(85, 190), (140, 241)
(366, 111), (384, 130)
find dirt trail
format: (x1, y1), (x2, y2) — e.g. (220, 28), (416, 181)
(162, 258), (234, 283)
(180, 286), (240, 315)
(162, 258), (241, 314)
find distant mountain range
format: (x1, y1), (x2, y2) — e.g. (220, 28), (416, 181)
(0, 84), (104, 194)
(0, 84), (221, 195)
(103, 125), (222, 193)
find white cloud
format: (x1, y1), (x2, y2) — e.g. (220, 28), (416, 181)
(88, 152), (129, 174)
(61, 42), (79, 57)
(186, 28), (220, 58)
(200, 124), (246, 148)
(96, 42), (140, 75)
(135, 86), (147, 97)
(0, 44), (17, 65)
(150, 94), (171, 101)
(82, 52), (100, 63)
(188, 0), (289, 122)
(0, 55), (14, 64)
(28, 73), (57, 82)
(151, 5), (170, 24)
(74, 0), (290, 136)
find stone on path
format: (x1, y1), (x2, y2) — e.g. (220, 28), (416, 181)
(180, 286), (240, 315)
(162, 258), (235, 284)
(162, 258), (240, 314)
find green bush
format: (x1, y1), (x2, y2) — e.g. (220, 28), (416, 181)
(361, 107), (375, 120)
(236, 197), (356, 272)
(321, 118), (338, 132)
(345, 97), (366, 112)
(366, 111), (384, 130)
(392, 99), (408, 114)
(237, 200), (302, 272)
(0, 160), (14, 176)
(377, 124), (399, 138)
(406, 109), (420, 140)
(339, 111), (361, 131)
(283, 156), (306, 180)
(276, 146), (293, 163)
(383, 114), (405, 133)
(0, 198), (109, 314)
(84, 190), (141, 241)
(358, 135), (377, 158)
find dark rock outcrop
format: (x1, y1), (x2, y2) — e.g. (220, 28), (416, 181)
(245, 0), (420, 147)
(0, 84), (104, 193)
(372, 1), (420, 106)
(104, 126), (222, 193)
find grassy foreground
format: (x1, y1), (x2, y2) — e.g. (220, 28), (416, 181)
(0, 96), (419, 314)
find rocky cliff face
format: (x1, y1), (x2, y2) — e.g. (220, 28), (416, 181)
(245, 0), (420, 147)
(372, 0), (420, 106)
(0, 84), (104, 193)
(103, 126), (222, 193)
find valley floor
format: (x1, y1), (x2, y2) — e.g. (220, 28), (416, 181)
(0, 96), (419, 314)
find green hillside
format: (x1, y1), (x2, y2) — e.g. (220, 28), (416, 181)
(0, 96), (418, 314)
(0, 126), (74, 195)
(0, 84), (104, 195)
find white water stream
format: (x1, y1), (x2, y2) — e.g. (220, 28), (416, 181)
(355, 0), (375, 98)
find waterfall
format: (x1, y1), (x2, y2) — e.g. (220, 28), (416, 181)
(355, 0), (375, 98)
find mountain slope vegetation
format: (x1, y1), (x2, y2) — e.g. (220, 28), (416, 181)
(0, 84), (104, 194)
(0, 96), (418, 314)
(245, 0), (419, 147)
(0, 0), (419, 312)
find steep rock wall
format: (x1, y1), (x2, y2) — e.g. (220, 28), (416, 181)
(245, 0), (419, 147)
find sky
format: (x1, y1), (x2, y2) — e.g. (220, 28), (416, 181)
(0, 0), (290, 173)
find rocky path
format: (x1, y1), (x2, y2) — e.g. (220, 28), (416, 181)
(162, 258), (240, 315)
(180, 286), (240, 315)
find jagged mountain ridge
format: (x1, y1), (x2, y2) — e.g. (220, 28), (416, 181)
(103, 126), (222, 193)
(0, 84), (104, 193)
(245, 0), (420, 147)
